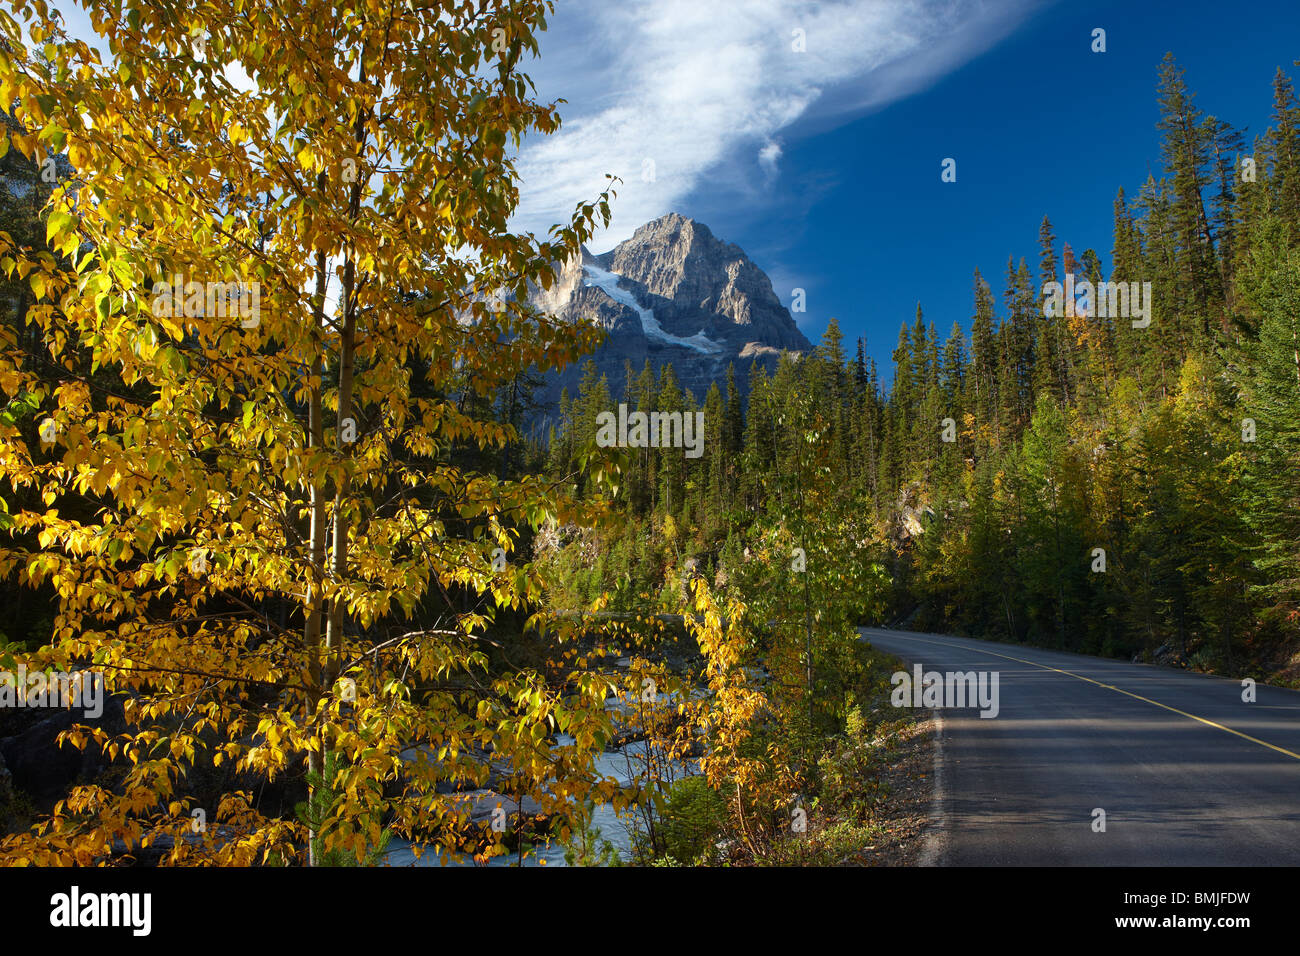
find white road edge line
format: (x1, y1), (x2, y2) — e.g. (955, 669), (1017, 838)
(861, 627), (950, 865)
(918, 707), (947, 866)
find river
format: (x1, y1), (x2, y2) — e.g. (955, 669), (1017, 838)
(380, 735), (689, 867)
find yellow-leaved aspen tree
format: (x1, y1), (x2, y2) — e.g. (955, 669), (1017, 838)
(0, 0), (626, 865)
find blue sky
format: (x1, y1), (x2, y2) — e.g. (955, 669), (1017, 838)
(513, 0), (1300, 373)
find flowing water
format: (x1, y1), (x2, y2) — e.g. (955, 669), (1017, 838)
(381, 735), (688, 867)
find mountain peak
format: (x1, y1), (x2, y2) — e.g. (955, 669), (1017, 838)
(624, 212), (723, 254)
(531, 213), (810, 410)
(635, 210), (707, 233)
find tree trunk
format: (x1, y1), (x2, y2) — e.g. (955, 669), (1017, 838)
(304, 246), (329, 867)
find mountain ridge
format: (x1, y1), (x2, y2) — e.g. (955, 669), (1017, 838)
(531, 212), (811, 413)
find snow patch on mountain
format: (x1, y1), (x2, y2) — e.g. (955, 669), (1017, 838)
(582, 263), (721, 355)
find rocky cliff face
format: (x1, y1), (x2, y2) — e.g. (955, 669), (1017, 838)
(530, 213), (810, 413)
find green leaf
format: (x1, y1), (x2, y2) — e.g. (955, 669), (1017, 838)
(46, 211), (71, 245)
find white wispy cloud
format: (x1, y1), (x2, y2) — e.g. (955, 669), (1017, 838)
(511, 0), (1043, 249)
(758, 139), (783, 180)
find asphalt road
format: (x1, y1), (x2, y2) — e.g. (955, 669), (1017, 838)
(860, 627), (1300, 865)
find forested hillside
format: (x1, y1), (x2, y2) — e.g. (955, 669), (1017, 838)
(541, 54), (1300, 683)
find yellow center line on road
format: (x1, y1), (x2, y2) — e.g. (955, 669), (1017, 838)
(863, 630), (1300, 762)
